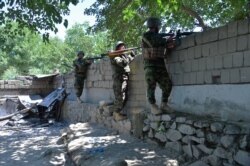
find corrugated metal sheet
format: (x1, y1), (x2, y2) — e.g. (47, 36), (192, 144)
(31, 73), (59, 79)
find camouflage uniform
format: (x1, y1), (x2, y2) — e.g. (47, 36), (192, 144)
(142, 31), (172, 104)
(73, 57), (91, 98)
(110, 52), (134, 113)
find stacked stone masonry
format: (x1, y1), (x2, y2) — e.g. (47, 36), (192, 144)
(143, 112), (250, 166)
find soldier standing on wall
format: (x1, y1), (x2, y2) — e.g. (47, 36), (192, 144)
(141, 17), (174, 115)
(73, 51), (92, 103)
(110, 41), (135, 121)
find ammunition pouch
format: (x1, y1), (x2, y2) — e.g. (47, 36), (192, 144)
(142, 47), (167, 59)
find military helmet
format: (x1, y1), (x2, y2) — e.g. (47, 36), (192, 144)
(77, 51), (84, 56)
(146, 17), (161, 28)
(115, 41), (125, 49)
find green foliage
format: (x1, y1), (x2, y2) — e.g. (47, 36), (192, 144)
(84, 0), (249, 45)
(0, 0), (80, 41)
(1, 67), (19, 80)
(0, 22), (111, 79)
(64, 22), (112, 59)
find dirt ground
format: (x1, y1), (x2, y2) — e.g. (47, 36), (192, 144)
(0, 118), (183, 166)
(0, 118), (72, 166)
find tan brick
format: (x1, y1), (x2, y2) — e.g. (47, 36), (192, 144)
(240, 67), (250, 82)
(168, 63), (175, 74)
(209, 42), (218, 56)
(218, 40), (227, 55)
(227, 37), (237, 53)
(202, 28), (218, 43)
(194, 46), (202, 58)
(219, 25), (228, 39)
(187, 47), (195, 60)
(238, 19), (248, 35)
(237, 35), (248, 51)
(126, 101), (140, 107)
(230, 69), (240, 83)
(135, 95), (146, 101)
(179, 50), (187, 61)
(232, 52), (243, 67)
(169, 51), (179, 62)
(191, 59), (199, 72)
(228, 21), (237, 37)
(214, 56), (223, 69)
(206, 56), (214, 70)
(248, 34), (250, 49)
(196, 71), (204, 84)
(184, 60), (192, 72)
(223, 54), (233, 68)
(195, 32), (203, 45)
(172, 74), (183, 85)
(190, 72), (197, 84)
(104, 75), (112, 81)
(204, 71), (212, 84)
(202, 43), (210, 57)
(183, 73), (191, 85)
(243, 50), (250, 67)
(221, 70), (230, 83)
(175, 63), (184, 74)
(187, 35), (196, 47)
(198, 58), (206, 71)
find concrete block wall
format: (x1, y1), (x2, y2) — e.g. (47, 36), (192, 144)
(168, 19), (250, 85)
(57, 19), (250, 124)
(165, 19), (250, 123)
(58, 55), (147, 112)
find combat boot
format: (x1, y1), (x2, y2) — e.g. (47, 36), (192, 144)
(160, 102), (174, 113)
(113, 112), (127, 121)
(150, 104), (162, 115)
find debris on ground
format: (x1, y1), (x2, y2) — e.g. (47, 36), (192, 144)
(60, 122), (182, 166)
(0, 88), (67, 128)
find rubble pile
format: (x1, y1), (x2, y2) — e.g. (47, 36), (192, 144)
(0, 88), (67, 128)
(0, 89), (72, 166)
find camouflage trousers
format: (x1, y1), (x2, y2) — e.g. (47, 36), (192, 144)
(74, 75), (86, 98)
(145, 67), (172, 104)
(112, 73), (129, 113)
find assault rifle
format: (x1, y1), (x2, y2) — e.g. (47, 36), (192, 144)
(161, 30), (194, 47)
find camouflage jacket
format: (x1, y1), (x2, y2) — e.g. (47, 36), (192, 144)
(110, 52), (134, 77)
(142, 31), (167, 68)
(73, 58), (91, 77)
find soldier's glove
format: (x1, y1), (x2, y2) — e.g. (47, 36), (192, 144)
(166, 36), (176, 49)
(130, 51), (135, 57)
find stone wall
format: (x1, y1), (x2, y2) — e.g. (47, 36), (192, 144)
(166, 19), (250, 123)
(54, 19), (250, 165)
(58, 19), (250, 124)
(142, 112), (250, 166)
(0, 75), (55, 97)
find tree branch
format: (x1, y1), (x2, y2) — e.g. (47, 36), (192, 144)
(180, 5), (209, 31)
